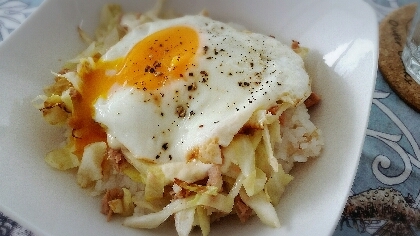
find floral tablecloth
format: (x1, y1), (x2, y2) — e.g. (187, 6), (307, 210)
(1, 0), (420, 235)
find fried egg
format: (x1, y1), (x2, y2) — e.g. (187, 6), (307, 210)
(72, 15), (310, 168)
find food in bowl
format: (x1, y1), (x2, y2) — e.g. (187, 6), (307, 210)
(34, 2), (323, 236)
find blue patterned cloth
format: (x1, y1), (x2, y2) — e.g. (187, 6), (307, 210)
(333, 1), (420, 235)
(0, 0), (42, 41)
(1, 0), (420, 235)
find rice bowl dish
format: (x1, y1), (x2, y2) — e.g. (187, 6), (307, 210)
(34, 2), (323, 236)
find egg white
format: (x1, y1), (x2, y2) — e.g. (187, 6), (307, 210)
(93, 15), (310, 165)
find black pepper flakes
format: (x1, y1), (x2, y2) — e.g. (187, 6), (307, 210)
(176, 105), (186, 118)
(187, 83), (197, 91)
(238, 81), (250, 87)
(153, 61), (161, 68)
(162, 143), (169, 150)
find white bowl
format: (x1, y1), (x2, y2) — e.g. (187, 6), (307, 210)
(0, 0), (378, 235)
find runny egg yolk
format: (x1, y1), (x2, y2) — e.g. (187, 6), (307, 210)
(69, 26), (199, 156)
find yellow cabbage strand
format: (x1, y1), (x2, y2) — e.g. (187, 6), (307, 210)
(239, 188), (280, 228)
(196, 206), (210, 236)
(144, 166), (165, 201)
(124, 193), (234, 230)
(174, 208), (195, 236)
(265, 164), (293, 206)
(44, 144), (79, 170)
(76, 142), (106, 188)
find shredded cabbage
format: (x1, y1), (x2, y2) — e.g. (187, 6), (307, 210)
(196, 206), (210, 236)
(124, 192), (234, 229)
(144, 166), (165, 200)
(239, 188), (280, 228)
(265, 164), (293, 206)
(77, 142), (106, 187)
(175, 208), (196, 236)
(44, 144), (79, 170)
(121, 188), (135, 216)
